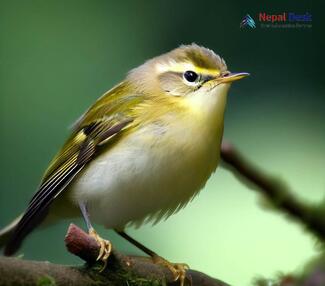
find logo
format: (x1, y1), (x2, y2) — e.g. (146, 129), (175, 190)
(259, 12), (312, 23)
(240, 12), (312, 29)
(240, 14), (256, 28)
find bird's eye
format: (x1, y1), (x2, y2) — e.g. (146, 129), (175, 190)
(183, 70), (199, 83)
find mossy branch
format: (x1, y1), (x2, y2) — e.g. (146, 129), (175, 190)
(0, 224), (229, 286)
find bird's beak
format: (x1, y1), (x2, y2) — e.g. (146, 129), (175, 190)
(218, 72), (250, 84)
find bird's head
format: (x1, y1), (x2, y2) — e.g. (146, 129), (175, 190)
(127, 43), (248, 99)
(126, 44), (248, 125)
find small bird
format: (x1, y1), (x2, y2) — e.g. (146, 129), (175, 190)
(0, 44), (248, 285)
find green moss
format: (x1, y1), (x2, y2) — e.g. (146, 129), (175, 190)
(84, 262), (165, 286)
(37, 275), (56, 286)
(118, 270), (164, 286)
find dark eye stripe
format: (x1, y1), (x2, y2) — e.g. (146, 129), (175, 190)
(202, 75), (214, 83)
(161, 71), (212, 81)
(159, 71), (215, 91)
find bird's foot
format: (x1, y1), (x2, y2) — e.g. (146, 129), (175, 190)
(152, 255), (190, 286)
(89, 228), (112, 271)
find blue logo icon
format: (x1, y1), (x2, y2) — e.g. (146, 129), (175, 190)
(240, 14), (256, 28)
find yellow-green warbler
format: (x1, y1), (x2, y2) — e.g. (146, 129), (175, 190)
(0, 44), (248, 285)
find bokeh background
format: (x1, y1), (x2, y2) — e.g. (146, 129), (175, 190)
(0, 1), (323, 285)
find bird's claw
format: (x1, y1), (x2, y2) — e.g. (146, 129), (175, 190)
(152, 255), (190, 286)
(89, 228), (112, 271)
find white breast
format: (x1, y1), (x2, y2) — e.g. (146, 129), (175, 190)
(69, 84), (229, 229)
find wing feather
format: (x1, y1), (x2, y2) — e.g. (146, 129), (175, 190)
(4, 83), (138, 255)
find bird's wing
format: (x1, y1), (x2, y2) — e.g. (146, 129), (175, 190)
(4, 83), (142, 255)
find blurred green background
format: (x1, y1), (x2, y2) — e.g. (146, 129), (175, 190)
(0, 1), (323, 285)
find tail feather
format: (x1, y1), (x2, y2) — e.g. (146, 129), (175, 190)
(0, 215), (23, 251)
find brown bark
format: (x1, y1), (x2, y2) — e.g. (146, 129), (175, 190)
(0, 224), (229, 286)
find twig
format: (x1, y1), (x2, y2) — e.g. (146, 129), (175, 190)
(64, 223), (99, 263)
(220, 141), (325, 241)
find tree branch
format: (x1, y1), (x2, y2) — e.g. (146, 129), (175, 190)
(0, 224), (229, 286)
(220, 141), (325, 241)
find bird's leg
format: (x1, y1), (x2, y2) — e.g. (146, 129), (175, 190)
(79, 202), (112, 271)
(115, 230), (190, 286)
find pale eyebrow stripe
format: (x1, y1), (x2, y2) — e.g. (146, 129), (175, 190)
(195, 67), (220, 76)
(156, 61), (220, 76)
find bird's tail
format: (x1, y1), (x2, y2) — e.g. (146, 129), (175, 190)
(0, 215), (22, 250)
